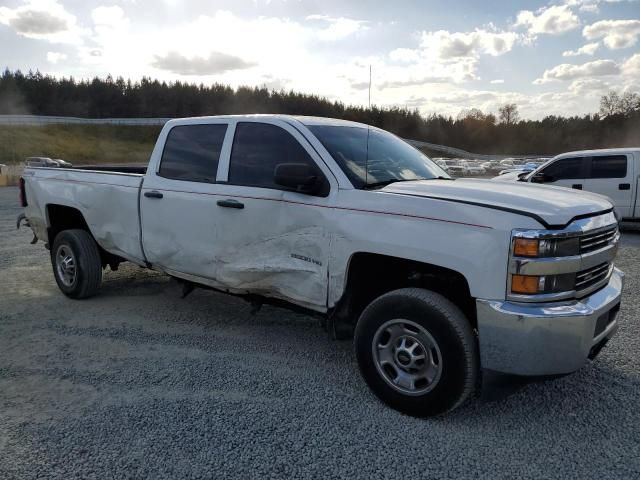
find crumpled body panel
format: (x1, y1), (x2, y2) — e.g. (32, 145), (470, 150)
(216, 225), (328, 308)
(23, 168), (145, 264)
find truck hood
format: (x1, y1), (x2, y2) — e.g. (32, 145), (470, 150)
(382, 179), (613, 228)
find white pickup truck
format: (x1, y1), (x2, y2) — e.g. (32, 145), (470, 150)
(18, 115), (624, 416)
(495, 148), (640, 220)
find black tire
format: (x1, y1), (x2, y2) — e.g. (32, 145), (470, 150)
(50, 229), (102, 299)
(354, 288), (478, 417)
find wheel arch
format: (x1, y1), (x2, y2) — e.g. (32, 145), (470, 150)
(45, 204), (91, 246)
(332, 252), (476, 331)
(45, 203), (124, 269)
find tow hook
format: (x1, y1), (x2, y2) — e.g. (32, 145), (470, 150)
(16, 213), (38, 244)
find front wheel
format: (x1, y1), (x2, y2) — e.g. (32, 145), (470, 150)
(354, 288), (478, 417)
(51, 229), (102, 299)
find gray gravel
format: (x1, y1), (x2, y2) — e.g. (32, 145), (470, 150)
(1, 186), (639, 479)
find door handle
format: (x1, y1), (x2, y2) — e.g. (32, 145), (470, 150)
(619, 183), (631, 190)
(144, 191), (164, 199)
(217, 199), (244, 209)
(572, 184), (582, 190)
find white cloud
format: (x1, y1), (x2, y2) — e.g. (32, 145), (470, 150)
(563, 0), (638, 13)
(378, 29), (520, 85)
(0, 0), (86, 43)
(152, 51), (255, 75)
(579, 4), (600, 13)
(46, 51), (67, 63)
(389, 48), (421, 63)
(91, 6), (128, 28)
(534, 59), (620, 83)
(420, 29), (519, 58)
(583, 19), (640, 49)
(378, 76), (451, 88)
(562, 42), (600, 56)
(515, 5), (581, 35)
(534, 53), (640, 87)
(568, 77), (611, 95)
(622, 53), (640, 77)
(490, 79), (505, 84)
(305, 15), (368, 41)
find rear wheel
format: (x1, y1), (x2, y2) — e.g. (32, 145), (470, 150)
(51, 229), (102, 299)
(354, 288), (478, 416)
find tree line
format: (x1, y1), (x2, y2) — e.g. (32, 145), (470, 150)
(1, 69), (638, 155)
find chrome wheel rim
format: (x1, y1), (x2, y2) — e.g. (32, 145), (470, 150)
(55, 245), (77, 287)
(372, 319), (443, 396)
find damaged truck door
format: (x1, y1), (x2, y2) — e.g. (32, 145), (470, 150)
(141, 119), (334, 311)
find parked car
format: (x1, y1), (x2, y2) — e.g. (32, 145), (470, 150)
(499, 158), (515, 168)
(481, 161), (503, 175)
(495, 148), (640, 220)
(440, 159), (465, 177)
(25, 157), (73, 168)
(18, 115), (624, 416)
(459, 161), (486, 176)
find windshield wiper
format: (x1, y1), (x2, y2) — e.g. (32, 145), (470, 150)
(362, 179), (410, 190)
(363, 176), (452, 190)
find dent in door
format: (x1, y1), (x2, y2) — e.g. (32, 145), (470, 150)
(215, 225), (329, 309)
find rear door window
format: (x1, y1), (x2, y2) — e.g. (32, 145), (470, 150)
(159, 124), (228, 183)
(588, 155), (627, 179)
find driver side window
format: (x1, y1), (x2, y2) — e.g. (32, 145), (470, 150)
(540, 157), (585, 181)
(228, 122), (326, 194)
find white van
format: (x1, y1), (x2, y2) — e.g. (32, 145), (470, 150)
(522, 148), (640, 220)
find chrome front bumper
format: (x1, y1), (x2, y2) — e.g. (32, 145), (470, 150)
(476, 267), (624, 376)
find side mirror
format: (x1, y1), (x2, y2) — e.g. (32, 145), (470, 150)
(274, 163), (321, 194)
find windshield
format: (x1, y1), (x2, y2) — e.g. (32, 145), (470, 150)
(307, 125), (449, 189)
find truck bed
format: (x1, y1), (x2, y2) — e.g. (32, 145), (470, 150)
(23, 166), (146, 265)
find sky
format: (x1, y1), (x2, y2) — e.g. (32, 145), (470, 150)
(0, 0), (638, 120)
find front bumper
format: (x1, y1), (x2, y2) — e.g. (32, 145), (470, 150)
(476, 267), (624, 376)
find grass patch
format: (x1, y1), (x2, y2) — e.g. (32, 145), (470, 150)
(0, 125), (162, 165)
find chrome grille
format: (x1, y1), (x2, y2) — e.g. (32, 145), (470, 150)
(576, 262), (612, 292)
(580, 226), (618, 254)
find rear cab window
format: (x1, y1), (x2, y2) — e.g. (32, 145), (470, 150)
(159, 124), (228, 183)
(588, 155), (627, 179)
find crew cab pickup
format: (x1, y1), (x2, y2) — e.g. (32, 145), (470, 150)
(495, 148), (640, 220)
(18, 115), (624, 416)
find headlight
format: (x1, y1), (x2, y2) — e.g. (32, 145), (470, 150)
(512, 237), (579, 258)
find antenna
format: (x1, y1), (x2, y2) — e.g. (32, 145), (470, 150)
(365, 64), (372, 186)
(368, 65), (372, 108)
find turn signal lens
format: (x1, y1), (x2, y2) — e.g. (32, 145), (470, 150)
(513, 238), (539, 257)
(511, 275), (540, 294)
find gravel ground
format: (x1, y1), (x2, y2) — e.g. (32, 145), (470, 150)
(1, 186), (639, 479)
